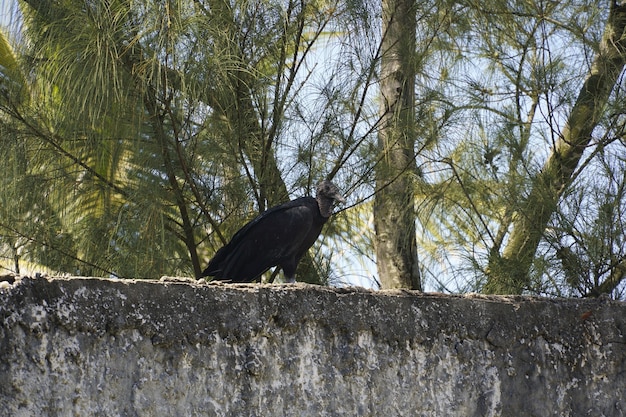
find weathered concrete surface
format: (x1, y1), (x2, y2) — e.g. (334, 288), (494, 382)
(0, 275), (624, 416)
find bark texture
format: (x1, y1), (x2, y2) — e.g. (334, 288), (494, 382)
(374, 0), (421, 290)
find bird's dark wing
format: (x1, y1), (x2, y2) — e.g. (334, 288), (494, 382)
(203, 197), (320, 282)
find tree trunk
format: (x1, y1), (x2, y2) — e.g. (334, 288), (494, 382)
(374, 0), (421, 290)
(485, 1), (626, 294)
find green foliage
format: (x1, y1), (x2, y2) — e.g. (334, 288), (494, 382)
(0, 0), (368, 280)
(0, 0), (624, 298)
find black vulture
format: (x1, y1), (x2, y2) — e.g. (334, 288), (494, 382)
(202, 181), (345, 283)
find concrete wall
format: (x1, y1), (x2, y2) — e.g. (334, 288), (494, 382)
(0, 274), (624, 416)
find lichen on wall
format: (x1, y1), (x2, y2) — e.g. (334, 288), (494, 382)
(0, 275), (624, 416)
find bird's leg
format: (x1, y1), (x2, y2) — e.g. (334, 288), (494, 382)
(282, 262), (297, 283)
(268, 268), (281, 283)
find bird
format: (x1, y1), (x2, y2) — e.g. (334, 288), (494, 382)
(202, 180), (345, 283)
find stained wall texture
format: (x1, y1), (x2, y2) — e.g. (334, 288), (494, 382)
(0, 275), (624, 416)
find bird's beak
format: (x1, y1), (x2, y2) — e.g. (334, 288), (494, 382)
(334, 193), (346, 205)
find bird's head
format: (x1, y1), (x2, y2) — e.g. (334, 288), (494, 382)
(316, 180), (345, 217)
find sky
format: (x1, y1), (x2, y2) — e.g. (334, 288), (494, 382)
(0, 2), (17, 31)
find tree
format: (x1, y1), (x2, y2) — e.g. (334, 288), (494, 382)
(0, 0), (370, 282)
(373, 0), (421, 289)
(483, 1), (626, 293)
(2, 0), (626, 299)
(410, 0), (626, 298)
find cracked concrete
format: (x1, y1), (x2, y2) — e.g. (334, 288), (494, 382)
(0, 275), (624, 416)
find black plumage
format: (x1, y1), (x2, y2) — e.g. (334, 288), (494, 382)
(202, 181), (345, 283)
